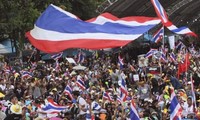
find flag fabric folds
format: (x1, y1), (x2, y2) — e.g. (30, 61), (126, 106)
(151, 26), (164, 43)
(145, 48), (158, 58)
(64, 85), (73, 100)
(22, 71), (32, 78)
(177, 53), (190, 78)
(51, 52), (63, 60)
(118, 55), (124, 69)
(130, 99), (140, 120)
(26, 4), (161, 53)
(40, 98), (68, 114)
(175, 41), (184, 50)
(151, 0), (197, 37)
(103, 92), (113, 102)
(169, 52), (177, 63)
(76, 78), (86, 90)
(170, 89), (182, 120)
(120, 77), (128, 101)
(77, 51), (85, 63)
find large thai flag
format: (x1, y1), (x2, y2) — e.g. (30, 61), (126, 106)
(151, 0), (197, 37)
(120, 78), (128, 101)
(26, 4), (161, 53)
(145, 48), (158, 58)
(130, 99), (140, 120)
(76, 78), (86, 90)
(40, 98), (68, 114)
(151, 26), (164, 43)
(170, 89), (182, 120)
(64, 85), (73, 100)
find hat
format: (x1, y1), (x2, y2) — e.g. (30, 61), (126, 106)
(10, 104), (22, 114)
(52, 88), (57, 92)
(128, 88), (132, 91)
(25, 95), (30, 99)
(0, 92), (5, 98)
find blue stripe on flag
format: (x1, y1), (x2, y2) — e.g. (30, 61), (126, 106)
(35, 5), (156, 34)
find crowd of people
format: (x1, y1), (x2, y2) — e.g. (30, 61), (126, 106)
(0, 45), (200, 120)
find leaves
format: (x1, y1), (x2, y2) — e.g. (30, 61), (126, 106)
(0, 0), (103, 49)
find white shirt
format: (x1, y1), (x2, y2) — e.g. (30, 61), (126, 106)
(77, 96), (87, 115)
(187, 105), (194, 114)
(0, 84), (6, 91)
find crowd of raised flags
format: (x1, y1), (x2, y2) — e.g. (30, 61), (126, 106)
(0, 40), (199, 119)
(0, 0), (200, 119)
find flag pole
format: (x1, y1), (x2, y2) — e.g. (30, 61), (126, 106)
(161, 26), (164, 75)
(185, 49), (188, 81)
(162, 26), (165, 50)
(190, 74), (197, 113)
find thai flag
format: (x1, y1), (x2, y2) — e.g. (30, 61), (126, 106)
(120, 78), (128, 102)
(30, 62), (37, 71)
(55, 60), (60, 71)
(160, 52), (168, 63)
(175, 41), (184, 50)
(92, 101), (101, 111)
(117, 96), (122, 104)
(40, 98), (68, 114)
(77, 51), (85, 63)
(86, 107), (95, 120)
(76, 78), (86, 90)
(169, 52), (177, 63)
(170, 89), (182, 120)
(145, 48), (158, 58)
(118, 55), (124, 69)
(64, 85), (73, 100)
(103, 92), (113, 102)
(130, 99), (140, 120)
(151, 0), (197, 37)
(26, 4), (161, 53)
(22, 71), (32, 78)
(151, 26), (164, 43)
(51, 52), (63, 60)
(4, 69), (10, 74)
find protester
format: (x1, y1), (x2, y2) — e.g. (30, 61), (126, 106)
(0, 44), (199, 120)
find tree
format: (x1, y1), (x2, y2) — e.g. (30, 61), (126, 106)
(0, 0), (104, 58)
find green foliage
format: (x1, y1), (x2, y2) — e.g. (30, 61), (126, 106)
(71, 0), (105, 20)
(0, 0), (104, 53)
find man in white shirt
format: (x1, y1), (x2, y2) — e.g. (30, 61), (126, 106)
(72, 91), (87, 118)
(186, 97), (194, 115)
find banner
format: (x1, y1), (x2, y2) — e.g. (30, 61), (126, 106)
(146, 66), (160, 74)
(138, 54), (148, 67)
(168, 36), (175, 50)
